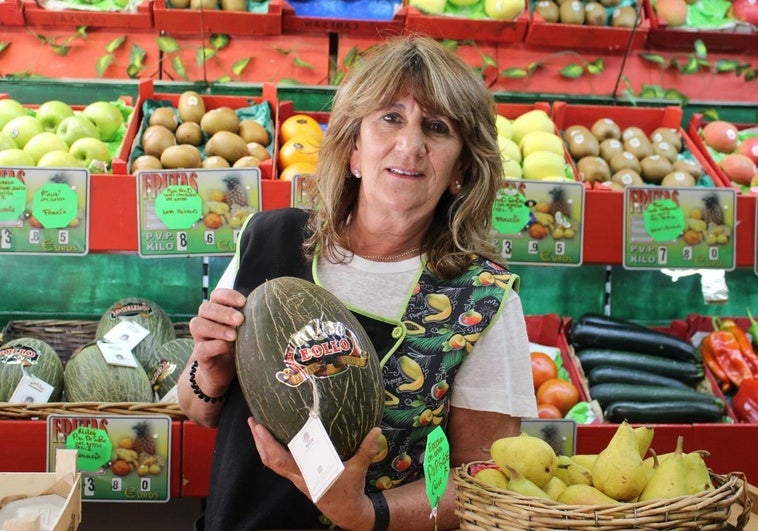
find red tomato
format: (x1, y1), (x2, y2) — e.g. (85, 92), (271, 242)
(531, 352), (558, 391)
(536, 378), (580, 416)
(537, 403), (564, 419)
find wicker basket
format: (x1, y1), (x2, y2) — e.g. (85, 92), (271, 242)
(454, 461), (752, 530)
(0, 401), (187, 420)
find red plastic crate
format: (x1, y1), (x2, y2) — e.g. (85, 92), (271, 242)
(525, 2), (650, 52)
(153, 0), (282, 35)
(282, 0), (404, 36)
(113, 79), (279, 180)
(22, 0), (153, 29)
(643, 0), (758, 54)
(402, 2), (528, 43)
(0, 0), (24, 25)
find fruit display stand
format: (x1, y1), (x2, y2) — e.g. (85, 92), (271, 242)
(0, 0), (24, 25)
(152, 0), (282, 36)
(402, 2), (529, 43)
(282, 0), (405, 35)
(21, 0), (153, 29)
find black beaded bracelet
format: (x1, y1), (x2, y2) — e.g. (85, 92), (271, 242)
(188, 360), (224, 404)
(368, 490), (389, 531)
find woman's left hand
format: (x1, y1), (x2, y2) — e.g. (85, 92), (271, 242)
(249, 417), (379, 531)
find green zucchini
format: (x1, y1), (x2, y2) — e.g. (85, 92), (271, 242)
(587, 365), (691, 390)
(589, 383), (723, 409)
(576, 349), (704, 385)
(569, 318), (699, 363)
(604, 400), (724, 424)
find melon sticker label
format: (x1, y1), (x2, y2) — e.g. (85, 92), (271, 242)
(0, 168), (89, 255)
(136, 168), (261, 257)
(277, 319), (370, 387)
(47, 414), (172, 503)
(623, 187), (736, 270)
(490, 180), (584, 266)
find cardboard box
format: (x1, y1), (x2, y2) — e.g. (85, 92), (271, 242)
(22, 0), (153, 29)
(282, 0), (404, 36)
(0, 449), (81, 531)
(0, 0), (24, 25)
(402, 1), (528, 43)
(153, 0), (282, 35)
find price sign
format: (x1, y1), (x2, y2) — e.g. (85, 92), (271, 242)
(47, 414), (172, 502)
(0, 167), (89, 255)
(137, 168), (261, 257)
(623, 186), (736, 271)
(490, 180), (585, 266)
(423, 426), (449, 520)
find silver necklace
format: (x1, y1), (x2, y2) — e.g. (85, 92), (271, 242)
(355, 247), (421, 262)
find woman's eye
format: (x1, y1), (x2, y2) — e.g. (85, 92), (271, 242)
(381, 112), (401, 123)
(427, 121), (450, 134)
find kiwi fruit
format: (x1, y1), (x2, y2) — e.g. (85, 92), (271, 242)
(233, 156), (262, 168)
(599, 0), (620, 6)
(246, 142), (271, 162)
(576, 156), (611, 184)
(584, 2), (607, 25)
(611, 5), (637, 27)
(652, 141), (678, 163)
(621, 126), (648, 143)
(599, 138), (624, 162)
(534, 0), (560, 22)
(651, 127), (682, 152)
(202, 156), (231, 169)
(131, 154), (162, 173)
(178, 91), (206, 124)
(611, 168), (644, 187)
(639, 154), (674, 184)
(624, 136), (653, 159)
(168, 0), (190, 7)
(591, 118), (621, 141)
(190, 0), (217, 9)
(563, 125), (592, 143)
(205, 131), (248, 164)
(661, 171), (696, 188)
(567, 131), (600, 159)
(201, 107), (240, 136)
(160, 144), (202, 169)
(672, 159), (702, 180)
(238, 119), (270, 145)
(175, 121), (203, 146)
(559, 0), (585, 24)
(609, 151), (641, 174)
(149, 107), (179, 132)
(220, 0), (246, 10)
(596, 180), (625, 191)
(142, 125), (176, 158)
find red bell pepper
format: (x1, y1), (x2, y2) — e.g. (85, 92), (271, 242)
(714, 317), (758, 378)
(708, 330), (754, 387)
(733, 378), (758, 423)
(700, 334), (732, 393)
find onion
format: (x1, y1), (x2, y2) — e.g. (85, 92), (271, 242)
(731, 0), (758, 26)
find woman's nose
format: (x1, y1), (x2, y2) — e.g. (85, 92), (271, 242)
(395, 125), (427, 156)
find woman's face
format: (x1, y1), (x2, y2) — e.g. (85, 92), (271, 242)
(350, 96), (464, 221)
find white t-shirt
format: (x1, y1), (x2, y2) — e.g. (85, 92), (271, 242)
(217, 254), (537, 419)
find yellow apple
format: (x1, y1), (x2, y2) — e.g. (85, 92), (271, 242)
(519, 130), (565, 158)
(498, 136), (522, 164)
(495, 114), (513, 140)
(510, 109), (555, 145)
(502, 158), (523, 179)
(484, 0), (526, 20)
(522, 150), (566, 180)
(409, 0), (447, 14)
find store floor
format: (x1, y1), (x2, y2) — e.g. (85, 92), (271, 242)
(80, 498), (202, 530)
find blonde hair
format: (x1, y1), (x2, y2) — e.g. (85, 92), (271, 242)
(304, 35), (503, 279)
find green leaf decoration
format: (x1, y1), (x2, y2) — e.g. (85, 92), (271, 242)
(75, 26), (88, 39)
(215, 75), (232, 83)
(129, 43), (146, 67)
(95, 54), (114, 78)
(293, 56), (313, 69)
(0, 42), (10, 53)
(527, 61), (544, 74)
(587, 57), (604, 75)
(232, 57), (251, 76)
(481, 53), (497, 69)
(209, 33), (230, 50)
(693, 39), (707, 59)
(34, 34), (49, 45)
(197, 47), (217, 66)
(157, 36), (181, 54)
(743, 68), (758, 82)
(172, 55), (188, 80)
(638, 84), (665, 99)
(441, 39), (459, 52)
(682, 56), (699, 74)
(273, 46), (293, 55)
(105, 36), (126, 54)
(560, 63), (584, 78)
(501, 67), (528, 79)
(639, 53), (666, 66)
(126, 63), (142, 79)
(663, 88), (688, 105)
(715, 59), (740, 73)
(343, 46), (358, 68)
(50, 44), (71, 57)
(332, 71), (345, 85)
(277, 78), (302, 85)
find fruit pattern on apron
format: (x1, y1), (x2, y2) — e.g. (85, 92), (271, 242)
(366, 256), (517, 492)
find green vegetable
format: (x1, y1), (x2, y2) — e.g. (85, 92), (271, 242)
(575, 349), (704, 385)
(589, 383), (723, 410)
(604, 400), (724, 424)
(0, 338), (64, 402)
(587, 365), (691, 390)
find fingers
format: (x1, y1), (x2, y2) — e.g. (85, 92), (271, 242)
(351, 427), (382, 467)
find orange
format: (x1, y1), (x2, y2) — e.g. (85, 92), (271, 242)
(531, 351), (558, 391)
(537, 403), (563, 419)
(536, 378), (579, 416)
(280, 114), (324, 144)
(279, 161), (317, 181)
(278, 135), (320, 169)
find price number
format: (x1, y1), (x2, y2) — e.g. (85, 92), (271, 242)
(176, 231), (188, 251)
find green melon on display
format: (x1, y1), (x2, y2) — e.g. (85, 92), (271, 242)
(236, 276), (384, 460)
(64, 343), (154, 403)
(151, 337), (194, 399)
(0, 338), (64, 402)
(96, 297), (176, 372)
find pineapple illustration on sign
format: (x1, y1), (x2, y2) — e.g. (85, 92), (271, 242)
(132, 421), (156, 455)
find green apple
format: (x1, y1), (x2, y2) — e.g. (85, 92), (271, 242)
(81, 101), (124, 142)
(69, 137), (112, 170)
(495, 114), (513, 140)
(57, 115), (100, 147)
(36, 100), (75, 133)
(409, 0), (447, 14)
(484, 0), (526, 20)
(0, 99), (27, 130)
(37, 150), (84, 168)
(23, 132), (70, 164)
(0, 131), (18, 152)
(2, 115), (44, 149)
(0, 148), (35, 167)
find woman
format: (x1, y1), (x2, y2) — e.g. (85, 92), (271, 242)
(179, 34), (537, 531)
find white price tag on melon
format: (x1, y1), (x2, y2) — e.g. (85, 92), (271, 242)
(9, 373), (54, 404)
(96, 340), (139, 368)
(102, 320), (150, 350)
(288, 415), (344, 503)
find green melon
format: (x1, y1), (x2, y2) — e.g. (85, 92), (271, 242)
(0, 338), (64, 402)
(63, 343), (155, 403)
(236, 276), (384, 460)
(151, 337), (194, 399)
(96, 297), (176, 373)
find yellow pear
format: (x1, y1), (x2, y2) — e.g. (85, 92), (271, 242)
(543, 475), (568, 500)
(474, 467), (509, 490)
(553, 455), (592, 486)
(592, 421), (649, 501)
(633, 425), (655, 458)
(639, 435), (688, 501)
(490, 433), (557, 488)
(683, 450), (714, 495)
(571, 454), (597, 471)
(557, 484), (619, 505)
(502, 465), (553, 500)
